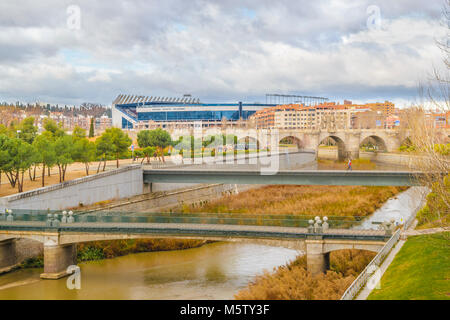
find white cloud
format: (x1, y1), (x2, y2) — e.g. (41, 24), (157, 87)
(0, 0), (446, 105)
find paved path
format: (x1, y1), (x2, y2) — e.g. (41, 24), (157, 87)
(402, 226), (450, 237)
(355, 239), (406, 300)
(355, 226), (449, 300)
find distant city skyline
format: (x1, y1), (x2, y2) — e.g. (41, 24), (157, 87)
(0, 1), (446, 108)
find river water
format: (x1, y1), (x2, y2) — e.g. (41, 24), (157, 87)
(352, 187), (427, 230)
(0, 242), (299, 300)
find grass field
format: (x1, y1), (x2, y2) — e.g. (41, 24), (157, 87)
(368, 232), (450, 300)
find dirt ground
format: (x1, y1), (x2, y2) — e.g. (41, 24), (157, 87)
(0, 159), (136, 197)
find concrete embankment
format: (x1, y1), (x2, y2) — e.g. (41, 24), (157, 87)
(81, 183), (256, 213)
(0, 165), (143, 211)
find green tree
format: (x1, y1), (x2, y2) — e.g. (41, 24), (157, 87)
(73, 138), (96, 175)
(18, 117), (38, 144)
(89, 117), (95, 138)
(140, 128), (172, 162)
(0, 134), (11, 188)
(73, 126), (87, 140)
(98, 128), (131, 168)
(33, 135), (57, 187)
(95, 132), (114, 172)
(54, 135), (74, 182)
(0, 136), (35, 192)
(43, 118), (65, 138)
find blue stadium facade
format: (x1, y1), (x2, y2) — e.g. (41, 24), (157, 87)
(111, 94), (276, 129)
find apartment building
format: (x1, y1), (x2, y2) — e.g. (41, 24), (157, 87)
(251, 102), (371, 130)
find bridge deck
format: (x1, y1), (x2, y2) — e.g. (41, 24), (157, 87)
(143, 169), (422, 186)
(0, 221), (387, 241)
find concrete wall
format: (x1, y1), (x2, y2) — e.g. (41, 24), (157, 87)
(0, 165), (143, 211)
(92, 183), (255, 213)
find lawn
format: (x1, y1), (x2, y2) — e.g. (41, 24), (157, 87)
(368, 232), (450, 300)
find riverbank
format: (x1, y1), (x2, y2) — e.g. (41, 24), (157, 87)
(236, 249), (375, 300)
(368, 232), (450, 300)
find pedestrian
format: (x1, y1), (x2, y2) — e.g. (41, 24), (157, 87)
(347, 158), (352, 171)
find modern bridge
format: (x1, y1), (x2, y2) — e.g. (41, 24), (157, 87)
(143, 169), (424, 186)
(0, 216), (391, 279)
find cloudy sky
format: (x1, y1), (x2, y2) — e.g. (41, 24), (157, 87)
(0, 0), (447, 107)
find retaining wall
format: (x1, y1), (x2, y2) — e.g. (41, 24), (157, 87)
(0, 165), (143, 210)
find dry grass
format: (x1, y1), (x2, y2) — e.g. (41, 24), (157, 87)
(179, 185), (408, 217)
(235, 250), (376, 300)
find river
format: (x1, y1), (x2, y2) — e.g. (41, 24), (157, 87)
(0, 242), (299, 300)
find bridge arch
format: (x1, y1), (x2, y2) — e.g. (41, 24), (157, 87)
(237, 135), (261, 151)
(278, 135), (304, 150)
(318, 135), (346, 161)
(359, 135), (388, 152)
(322, 244), (381, 255)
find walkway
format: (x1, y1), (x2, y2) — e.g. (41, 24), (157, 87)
(355, 239), (406, 300)
(354, 226), (449, 300)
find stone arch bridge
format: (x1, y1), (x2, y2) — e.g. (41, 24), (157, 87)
(168, 128), (414, 160)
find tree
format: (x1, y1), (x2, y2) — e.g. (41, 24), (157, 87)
(73, 126), (86, 140)
(0, 134), (11, 188)
(139, 128), (172, 162)
(18, 117), (38, 181)
(33, 135), (56, 187)
(54, 135), (74, 182)
(43, 118), (65, 138)
(18, 117), (37, 144)
(73, 138), (96, 175)
(89, 117), (95, 138)
(95, 131), (114, 172)
(0, 136), (35, 192)
(98, 128), (131, 168)
(408, 2), (450, 228)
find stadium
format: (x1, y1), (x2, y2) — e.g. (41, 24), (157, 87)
(111, 94), (328, 129)
(111, 94), (278, 129)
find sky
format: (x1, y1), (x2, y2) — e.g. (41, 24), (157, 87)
(0, 0), (447, 107)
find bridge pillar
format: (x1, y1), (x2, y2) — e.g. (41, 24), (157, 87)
(345, 132), (361, 160)
(0, 239), (18, 274)
(40, 243), (77, 279)
(305, 240), (330, 275)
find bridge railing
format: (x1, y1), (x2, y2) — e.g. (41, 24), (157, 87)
(340, 228), (401, 300)
(0, 210), (374, 229)
(0, 211), (369, 229)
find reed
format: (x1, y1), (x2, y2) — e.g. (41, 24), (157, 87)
(235, 250), (375, 300)
(179, 185), (408, 217)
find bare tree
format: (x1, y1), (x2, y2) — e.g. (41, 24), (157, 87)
(407, 1), (450, 227)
